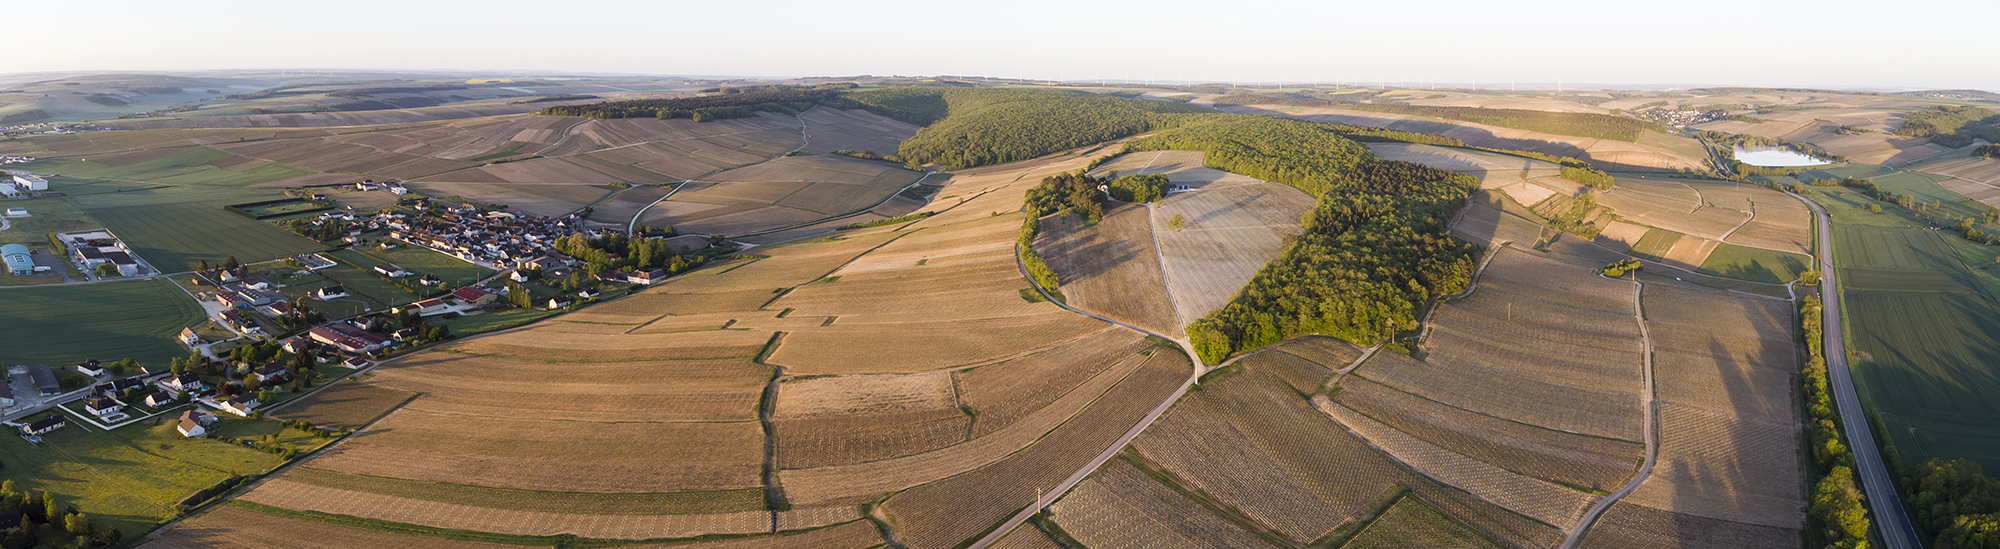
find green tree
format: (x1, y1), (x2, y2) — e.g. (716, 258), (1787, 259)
(1167, 214), (1187, 230)
(63, 512), (89, 536)
(506, 281), (532, 308)
(222, 256), (240, 270)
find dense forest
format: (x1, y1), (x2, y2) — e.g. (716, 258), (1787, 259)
(538, 85), (849, 120)
(832, 88), (1213, 169)
(1350, 104), (1664, 141)
(1023, 171), (1108, 223)
(1108, 174), (1170, 203)
(1183, 156), (1481, 362)
(1111, 116), (1479, 362)
(1897, 106), (2000, 148)
(1121, 114), (1458, 196)
(1977, 144), (2000, 159)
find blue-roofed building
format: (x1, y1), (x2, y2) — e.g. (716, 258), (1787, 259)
(1, 244), (31, 275)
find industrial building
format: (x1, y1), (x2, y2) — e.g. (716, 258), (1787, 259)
(1, 244), (32, 275)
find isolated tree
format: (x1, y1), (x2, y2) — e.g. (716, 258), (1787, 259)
(221, 256), (240, 270)
(63, 512), (88, 536)
(1168, 214), (1188, 230)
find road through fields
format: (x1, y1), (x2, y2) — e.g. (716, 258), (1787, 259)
(1798, 194), (1923, 549)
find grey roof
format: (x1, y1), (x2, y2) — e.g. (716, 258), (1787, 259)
(1, 243), (30, 273)
(25, 364), (58, 394)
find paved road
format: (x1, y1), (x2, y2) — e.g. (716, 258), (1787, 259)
(1798, 193), (1924, 549)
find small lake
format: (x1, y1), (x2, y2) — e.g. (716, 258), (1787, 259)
(1734, 146), (1831, 167)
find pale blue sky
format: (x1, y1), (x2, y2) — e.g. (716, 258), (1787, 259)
(15, 0), (1999, 90)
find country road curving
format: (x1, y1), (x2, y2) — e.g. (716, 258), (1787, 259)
(1796, 193), (1924, 549)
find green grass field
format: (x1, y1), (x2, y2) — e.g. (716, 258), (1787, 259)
(0, 413), (288, 537)
(1811, 166), (2000, 471)
(1697, 242), (1812, 284)
(1629, 228), (1683, 260)
(89, 201), (327, 272)
(0, 278), (204, 366)
(315, 256), (421, 309)
(438, 307), (559, 335)
(16, 148), (314, 188)
(337, 245), (493, 288)
(0, 197), (102, 248)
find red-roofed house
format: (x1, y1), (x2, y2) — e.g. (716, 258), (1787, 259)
(307, 323), (391, 354)
(451, 287), (496, 306)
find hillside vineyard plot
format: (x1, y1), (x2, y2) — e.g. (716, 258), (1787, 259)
(1150, 181), (1318, 328)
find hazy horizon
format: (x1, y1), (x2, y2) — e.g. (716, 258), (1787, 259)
(15, 0), (2000, 90)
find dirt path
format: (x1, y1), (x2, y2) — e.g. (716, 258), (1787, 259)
(1719, 201), (1757, 241)
(1559, 275), (1658, 548)
(963, 243), (1204, 549)
(1794, 192), (1924, 549)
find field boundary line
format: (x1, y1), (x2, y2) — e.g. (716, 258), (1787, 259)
(724, 171), (939, 239)
(627, 179), (693, 235)
(1143, 203), (1187, 330)
(1559, 275), (1656, 548)
(1720, 201), (1757, 241)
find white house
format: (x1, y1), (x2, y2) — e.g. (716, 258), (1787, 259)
(85, 397), (123, 419)
(176, 410), (216, 437)
(220, 395), (260, 417)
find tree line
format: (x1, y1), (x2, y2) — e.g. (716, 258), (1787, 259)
(1120, 114), (1457, 197)
(831, 88), (1213, 169)
(1799, 296), (1874, 549)
(1350, 104), (1664, 142)
(1896, 106), (2000, 148)
(537, 86), (846, 120)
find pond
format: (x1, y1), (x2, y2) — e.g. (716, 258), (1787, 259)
(1734, 146), (1831, 167)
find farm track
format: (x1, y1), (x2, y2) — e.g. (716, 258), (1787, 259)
(1561, 276), (1655, 549)
(961, 243), (1202, 549)
(1795, 193), (1922, 549)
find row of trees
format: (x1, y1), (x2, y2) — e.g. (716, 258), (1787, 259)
(1799, 296), (1873, 548)
(1976, 144), (2000, 159)
(537, 86), (846, 120)
(1560, 165), (1616, 191)
(1351, 104), (1664, 142)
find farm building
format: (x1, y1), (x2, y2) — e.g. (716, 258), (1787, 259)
(23, 364), (58, 395)
(101, 251), (140, 276)
(295, 253), (336, 271)
(220, 395), (260, 417)
(75, 360), (105, 377)
(451, 287), (496, 305)
(85, 397), (123, 419)
(159, 372), (205, 394)
(308, 322), (391, 354)
(250, 364), (290, 384)
(3, 208), (24, 217)
(21, 415), (63, 436)
(10, 173), (45, 191)
(314, 285), (348, 300)
(418, 274), (440, 286)
(374, 264), (411, 277)
(343, 356), (370, 369)
(0, 382), (13, 408)
(1, 244), (32, 275)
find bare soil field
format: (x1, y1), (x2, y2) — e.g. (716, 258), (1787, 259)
(1578, 501), (1799, 549)
(1335, 377), (1641, 493)
(371, 354), (771, 422)
(1085, 150), (1263, 188)
(1050, 458), (1273, 549)
(1355, 248), (1644, 440)
(622, 520), (887, 549)
(1034, 203), (1178, 334)
(586, 185), (675, 224)
(1153, 181), (1318, 328)
(771, 310), (1106, 374)
(589, 288), (780, 316)
(1318, 398), (1599, 529)
(144, 505), (524, 549)
(1131, 356), (1402, 544)
(1364, 143), (1576, 208)
(443, 329), (771, 362)
(794, 108), (921, 155)
(711, 155), (923, 188)
(414, 156), (631, 185)
(307, 408), (765, 493)
(1341, 495), (1502, 549)
(1643, 282), (1797, 422)
(401, 182), (616, 217)
(959, 328), (1151, 436)
(241, 478), (771, 540)
(778, 346), (1159, 505)
(771, 371), (971, 468)
(1454, 192), (1546, 247)
(879, 350), (1189, 549)
(1622, 403), (1802, 528)
(672, 181), (812, 205)
(274, 381), (415, 430)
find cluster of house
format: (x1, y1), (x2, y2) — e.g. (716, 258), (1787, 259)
(1633, 105), (1729, 127)
(59, 230), (145, 277)
(295, 253), (336, 271)
(379, 201), (587, 267)
(0, 121), (94, 137)
(355, 180), (410, 195)
(0, 171), (46, 198)
(304, 321), (394, 355)
(0, 156), (34, 165)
